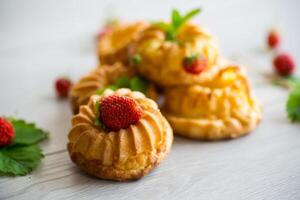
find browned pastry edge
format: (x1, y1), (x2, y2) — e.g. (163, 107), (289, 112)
(67, 117), (173, 181)
(164, 113), (262, 141)
(70, 95), (79, 114)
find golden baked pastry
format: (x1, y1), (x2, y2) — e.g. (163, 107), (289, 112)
(70, 63), (158, 114)
(67, 89), (173, 181)
(163, 66), (262, 140)
(98, 21), (149, 65)
(128, 22), (220, 87)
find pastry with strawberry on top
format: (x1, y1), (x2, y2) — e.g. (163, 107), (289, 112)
(128, 8), (221, 87)
(163, 65), (262, 140)
(67, 88), (173, 181)
(70, 62), (157, 114)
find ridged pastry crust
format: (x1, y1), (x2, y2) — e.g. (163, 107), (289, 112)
(129, 22), (220, 86)
(70, 63), (157, 114)
(98, 22), (149, 65)
(163, 66), (262, 140)
(67, 89), (173, 181)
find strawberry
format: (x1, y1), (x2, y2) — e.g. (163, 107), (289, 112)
(55, 77), (72, 98)
(267, 30), (280, 49)
(183, 55), (207, 74)
(273, 53), (296, 76)
(0, 117), (15, 147)
(99, 95), (143, 131)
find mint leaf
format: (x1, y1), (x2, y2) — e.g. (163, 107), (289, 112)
(154, 8), (201, 41)
(9, 118), (48, 146)
(115, 76), (131, 88)
(130, 77), (149, 93)
(171, 9), (182, 29)
(0, 145), (44, 176)
(181, 8), (201, 24)
(286, 85), (300, 122)
(96, 85), (119, 95)
(153, 22), (171, 32)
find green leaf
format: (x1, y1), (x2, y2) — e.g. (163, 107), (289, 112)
(286, 85), (300, 122)
(130, 76), (149, 93)
(115, 76), (131, 88)
(171, 9), (182, 30)
(181, 8), (201, 24)
(130, 54), (142, 66)
(10, 118), (48, 146)
(153, 22), (170, 32)
(184, 53), (201, 65)
(153, 8), (202, 42)
(94, 101), (102, 126)
(96, 85), (119, 95)
(0, 145), (44, 176)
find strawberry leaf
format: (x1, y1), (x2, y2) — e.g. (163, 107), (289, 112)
(0, 145), (44, 176)
(286, 85), (300, 122)
(9, 118), (48, 146)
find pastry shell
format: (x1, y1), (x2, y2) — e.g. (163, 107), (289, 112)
(98, 22), (149, 65)
(70, 63), (157, 114)
(129, 22), (220, 86)
(163, 66), (262, 140)
(67, 89), (173, 181)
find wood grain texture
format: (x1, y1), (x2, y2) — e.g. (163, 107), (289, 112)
(0, 0), (300, 199)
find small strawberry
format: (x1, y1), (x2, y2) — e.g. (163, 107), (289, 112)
(183, 54), (207, 74)
(267, 30), (280, 49)
(55, 77), (72, 98)
(99, 95), (143, 131)
(0, 117), (15, 147)
(273, 53), (296, 76)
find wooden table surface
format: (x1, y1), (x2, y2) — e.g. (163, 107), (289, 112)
(0, 0), (300, 199)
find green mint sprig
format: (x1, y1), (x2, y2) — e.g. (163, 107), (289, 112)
(154, 8), (201, 41)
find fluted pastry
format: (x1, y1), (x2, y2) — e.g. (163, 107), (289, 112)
(67, 89), (173, 181)
(70, 63), (157, 114)
(128, 23), (220, 87)
(98, 21), (149, 65)
(163, 66), (262, 140)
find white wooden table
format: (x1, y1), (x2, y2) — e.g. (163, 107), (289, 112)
(0, 0), (300, 199)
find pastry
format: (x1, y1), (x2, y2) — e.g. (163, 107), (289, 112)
(67, 89), (173, 181)
(70, 62), (157, 114)
(98, 21), (149, 65)
(128, 22), (220, 87)
(162, 66), (262, 140)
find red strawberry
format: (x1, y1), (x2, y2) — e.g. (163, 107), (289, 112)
(99, 95), (143, 131)
(183, 56), (207, 74)
(0, 117), (15, 147)
(273, 53), (296, 76)
(55, 77), (72, 98)
(267, 30), (280, 49)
